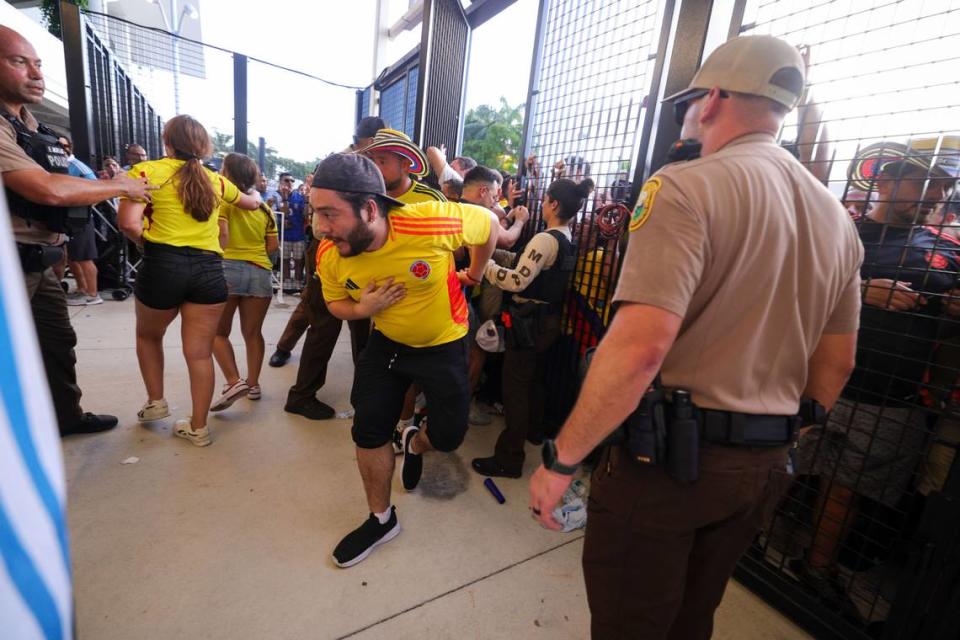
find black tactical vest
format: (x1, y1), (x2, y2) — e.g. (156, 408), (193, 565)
(2, 111), (89, 234)
(516, 229), (576, 313)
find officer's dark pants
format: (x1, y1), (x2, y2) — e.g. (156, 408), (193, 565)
(494, 314), (561, 471)
(24, 267), (84, 429)
(276, 300), (309, 353)
(276, 238), (318, 353)
(583, 443), (792, 640)
(285, 272), (369, 406)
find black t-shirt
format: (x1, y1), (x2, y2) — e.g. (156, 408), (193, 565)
(847, 219), (960, 403)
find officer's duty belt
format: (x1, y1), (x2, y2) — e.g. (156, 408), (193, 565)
(695, 408), (798, 446)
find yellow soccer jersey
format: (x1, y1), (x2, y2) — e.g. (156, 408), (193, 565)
(319, 201), (492, 348)
(396, 179), (447, 204)
(221, 203), (278, 270)
(125, 158), (241, 254)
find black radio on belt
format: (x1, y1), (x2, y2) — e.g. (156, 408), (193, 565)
(1, 111), (90, 235)
(582, 348), (801, 485)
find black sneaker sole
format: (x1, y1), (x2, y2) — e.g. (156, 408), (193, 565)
(333, 520), (401, 568)
(284, 403), (335, 420)
(401, 427), (423, 491)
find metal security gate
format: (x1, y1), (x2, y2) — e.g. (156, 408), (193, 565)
(520, 0), (960, 637)
(519, 0), (672, 426)
(61, 3), (164, 168)
(415, 0), (471, 154)
(374, 47), (420, 138)
(723, 2), (960, 639)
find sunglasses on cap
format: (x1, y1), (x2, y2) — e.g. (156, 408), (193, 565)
(673, 89), (729, 126)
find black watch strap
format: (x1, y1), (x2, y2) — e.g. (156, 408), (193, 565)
(542, 439), (578, 475)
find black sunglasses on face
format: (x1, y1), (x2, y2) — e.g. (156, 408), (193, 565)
(673, 89), (729, 126)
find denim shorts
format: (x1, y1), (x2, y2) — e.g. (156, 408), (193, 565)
(223, 259), (273, 298)
(135, 241), (227, 310)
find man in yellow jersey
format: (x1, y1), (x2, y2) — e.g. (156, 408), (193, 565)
(358, 127), (448, 450)
(311, 153), (498, 567)
(359, 128), (447, 205)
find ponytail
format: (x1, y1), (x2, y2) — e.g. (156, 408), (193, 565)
(174, 156), (218, 222)
(162, 114), (217, 222)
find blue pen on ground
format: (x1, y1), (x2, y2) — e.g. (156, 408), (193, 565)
(483, 478), (506, 504)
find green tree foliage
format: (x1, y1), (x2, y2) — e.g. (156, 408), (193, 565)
(461, 98), (524, 173)
(41, 0), (89, 39)
(211, 130), (320, 181)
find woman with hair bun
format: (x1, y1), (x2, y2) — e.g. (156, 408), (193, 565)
(472, 177), (594, 478)
(118, 115), (261, 447)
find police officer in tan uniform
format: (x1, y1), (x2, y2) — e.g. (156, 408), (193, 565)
(528, 35), (864, 638)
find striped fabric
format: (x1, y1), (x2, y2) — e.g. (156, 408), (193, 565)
(0, 190), (73, 640)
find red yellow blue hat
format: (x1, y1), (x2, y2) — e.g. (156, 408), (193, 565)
(849, 136), (960, 192)
(356, 128), (429, 178)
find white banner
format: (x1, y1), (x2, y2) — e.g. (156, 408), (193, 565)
(0, 183), (73, 639)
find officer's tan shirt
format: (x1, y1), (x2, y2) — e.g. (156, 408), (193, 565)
(614, 133), (863, 415)
(0, 106), (61, 245)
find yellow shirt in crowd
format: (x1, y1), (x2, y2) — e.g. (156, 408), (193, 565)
(126, 158), (240, 254)
(220, 203), (278, 270)
(395, 179), (447, 205)
(319, 201), (492, 348)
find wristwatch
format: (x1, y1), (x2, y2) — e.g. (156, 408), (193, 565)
(542, 439), (578, 475)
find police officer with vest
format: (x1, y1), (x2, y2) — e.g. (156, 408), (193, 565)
(0, 26), (154, 436)
(528, 36), (864, 638)
(471, 175), (587, 478)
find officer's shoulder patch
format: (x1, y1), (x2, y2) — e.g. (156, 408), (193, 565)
(628, 177), (662, 232)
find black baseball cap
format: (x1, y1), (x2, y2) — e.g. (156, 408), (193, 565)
(310, 153), (405, 209)
(355, 116), (386, 140)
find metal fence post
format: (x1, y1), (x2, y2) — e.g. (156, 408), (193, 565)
(517, 0), (548, 172)
(640, 0), (715, 181)
(60, 0), (95, 166)
(233, 53), (248, 155)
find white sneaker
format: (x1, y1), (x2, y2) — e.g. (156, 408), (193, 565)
(138, 398), (170, 422)
(83, 294), (104, 306)
(468, 403), (492, 426)
(210, 379), (250, 412)
(66, 292), (87, 306)
(392, 420), (412, 454)
(247, 385), (262, 400)
(173, 418), (211, 447)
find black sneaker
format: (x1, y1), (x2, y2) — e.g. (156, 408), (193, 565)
(284, 398), (335, 420)
(471, 456), (522, 479)
(332, 507), (401, 568)
(401, 425), (423, 491)
(60, 413), (119, 436)
(269, 349), (291, 367)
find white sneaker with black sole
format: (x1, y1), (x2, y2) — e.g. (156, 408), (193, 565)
(332, 506), (400, 568)
(173, 418), (211, 447)
(138, 398), (170, 422)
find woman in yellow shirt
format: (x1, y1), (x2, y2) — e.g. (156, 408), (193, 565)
(118, 115), (260, 447)
(210, 153), (279, 411)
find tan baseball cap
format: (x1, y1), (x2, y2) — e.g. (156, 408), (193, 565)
(664, 35), (806, 110)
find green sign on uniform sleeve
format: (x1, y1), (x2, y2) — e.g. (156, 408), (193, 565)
(629, 177), (661, 232)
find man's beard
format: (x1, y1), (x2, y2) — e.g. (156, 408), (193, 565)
(384, 176), (403, 193)
(338, 223), (376, 257)
(892, 204), (930, 226)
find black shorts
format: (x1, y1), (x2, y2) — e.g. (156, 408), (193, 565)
(135, 241), (227, 310)
(66, 219), (98, 262)
(351, 330), (470, 452)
